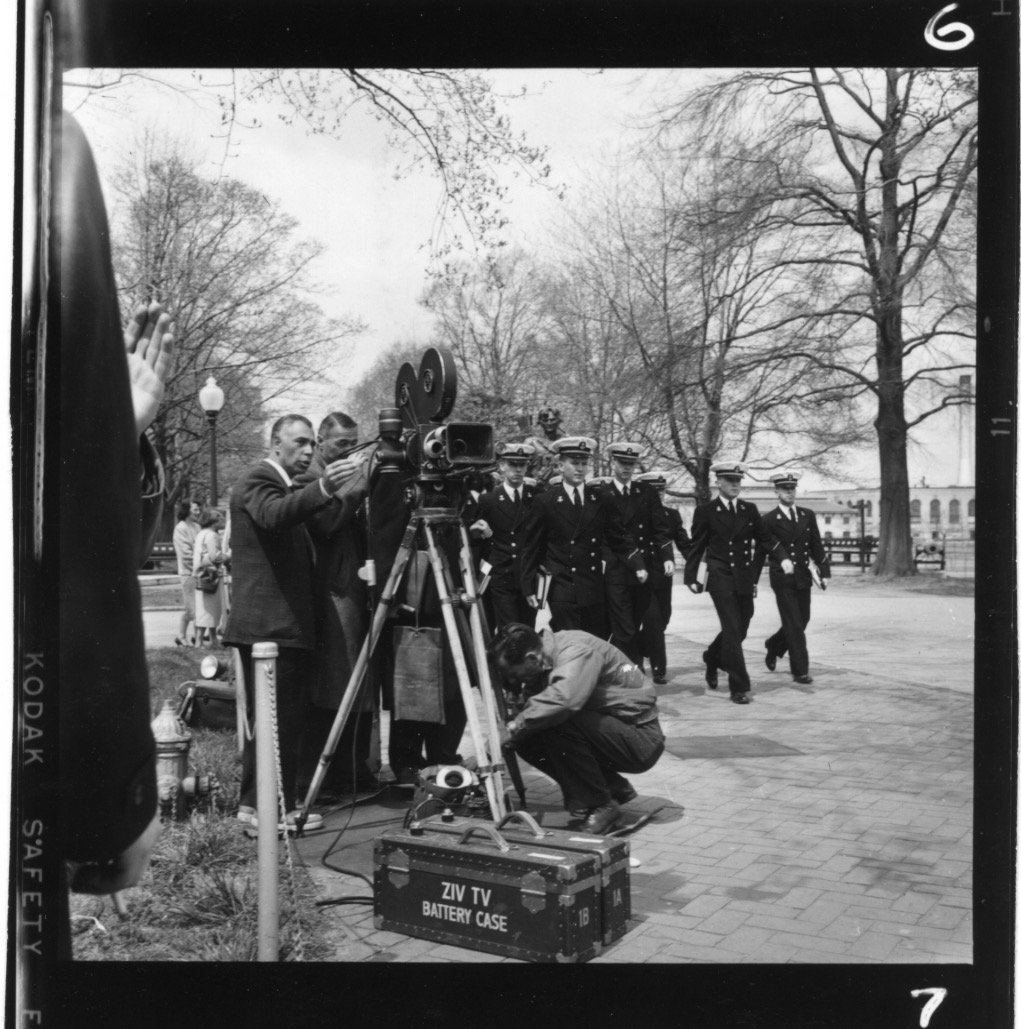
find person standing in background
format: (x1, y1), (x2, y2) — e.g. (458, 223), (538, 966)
(192, 507), (227, 649)
(172, 498), (201, 646)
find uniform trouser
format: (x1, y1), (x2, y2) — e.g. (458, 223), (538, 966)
(237, 644), (313, 813)
(705, 590), (755, 694)
(388, 699), (468, 773)
(604, 566), (651, 663)
(486, 572), (537, 633)
(298, 702), (374, 790)
(548, 578), (606, 637)
(766, 585), (812, 677)
(513, 712), (665, 810)
(640, 584), (674, 674)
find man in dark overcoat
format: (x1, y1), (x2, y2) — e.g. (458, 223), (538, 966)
(757, 472), (831, 684)
(635, 472), (692, 683)
(599, 442), (674, 663)
(684, 461), (792, 704)
(294, 412), (375, 794)
(520, 437), (648, 637)
(466, 441), (539, 632)
(223, 416), (361, 826)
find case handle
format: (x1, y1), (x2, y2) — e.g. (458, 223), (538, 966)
(495, 810), (549, 838)
(457, 823), (512, 852)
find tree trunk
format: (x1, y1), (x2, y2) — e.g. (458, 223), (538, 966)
(872, 298), (914, 576)
(873, 400), (914, 576)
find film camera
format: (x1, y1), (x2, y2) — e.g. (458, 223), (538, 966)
(373, 347), (495, 511)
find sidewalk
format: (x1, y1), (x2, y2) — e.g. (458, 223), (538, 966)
(143, 576), (974, 963)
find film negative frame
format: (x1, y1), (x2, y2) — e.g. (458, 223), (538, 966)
(10, 0), (1017, 1025)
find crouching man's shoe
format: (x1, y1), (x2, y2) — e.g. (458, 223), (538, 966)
(582, 801), (622, 835)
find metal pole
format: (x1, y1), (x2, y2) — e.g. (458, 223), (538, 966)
(207, 410), (219, 504)
(253, 641), (279, 962)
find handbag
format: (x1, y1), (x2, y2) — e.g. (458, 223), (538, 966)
(195, 564), (220, 593)
(178, 680), (237, 731)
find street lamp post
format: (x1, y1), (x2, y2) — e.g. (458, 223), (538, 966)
(198, 376), (225, 504)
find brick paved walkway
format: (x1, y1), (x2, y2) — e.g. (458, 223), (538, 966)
(295, 582), (973, 964)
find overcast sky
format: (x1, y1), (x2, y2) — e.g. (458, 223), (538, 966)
(64, 67), (973, 491)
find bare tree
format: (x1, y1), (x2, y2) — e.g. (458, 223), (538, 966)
(421, 249), (556, 439)
(554, 148), (868, 500)
(657, 68), (977, 572)
(66, 67), (558, 263)
(108, 132), (365, 519)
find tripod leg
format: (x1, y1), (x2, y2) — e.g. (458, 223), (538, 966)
(423, 523), (505, 821)
(457, 525), (523, 807)
(297, 523), (417, 825)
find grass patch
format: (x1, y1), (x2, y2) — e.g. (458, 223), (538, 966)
(70, 646), (331, 961)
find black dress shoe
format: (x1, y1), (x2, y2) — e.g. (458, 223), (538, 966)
(582, 801), (622, 834)
(730, 693), (752, 704)
(702, 651), (719, 690)
(793, 674), (814, 684)
(610, 781), (638, 805)
(764, 641), (777, 672)
(653, 674), (667, 685)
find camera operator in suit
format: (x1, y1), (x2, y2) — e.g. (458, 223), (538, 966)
(684, 461), (792, 704)
(635, 471), (691, 684)
(293, 412), (376, 796)
(520, 436), (648, 638)
(757, 472), (831, 684)
(466, 441), (539, 632)
(599, 442), (674, 664)
(223, 415), (364, 829)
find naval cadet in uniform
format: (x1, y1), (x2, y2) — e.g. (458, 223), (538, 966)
(684, 461), (792, 704)
(467, 441), (539, 631)
(598, 442), (674, 664)
(757, 471), (830, 684)
(520, 436), (647, 637)
(635, 471), (691, 684)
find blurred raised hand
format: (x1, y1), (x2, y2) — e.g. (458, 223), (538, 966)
(125, 301), (175, 436)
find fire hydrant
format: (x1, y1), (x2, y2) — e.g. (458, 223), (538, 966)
(151, 699), (215, 818)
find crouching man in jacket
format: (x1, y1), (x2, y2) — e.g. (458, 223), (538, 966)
(491, 623), (665, 834)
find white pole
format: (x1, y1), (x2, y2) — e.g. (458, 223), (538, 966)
(253, 641), (279, 962)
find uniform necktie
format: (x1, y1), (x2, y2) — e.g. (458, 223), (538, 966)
(728, 501), (735, 515)
(512, 488), (521, 508)
(573, 487), (581, 507)
(623, 485), (630, 498)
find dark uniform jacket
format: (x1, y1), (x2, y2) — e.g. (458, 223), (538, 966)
(683, 497), (789, 595)
(599, 480), (673, 585)
(465, 481), (538, 579)
(513, 630), (659, 738)
(294, 453), (371, 708)
(756, 505), (831, 590)
(647, 507), (691, 588)
(222, 460), (338, 650)
(520, 483), (645, 600)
